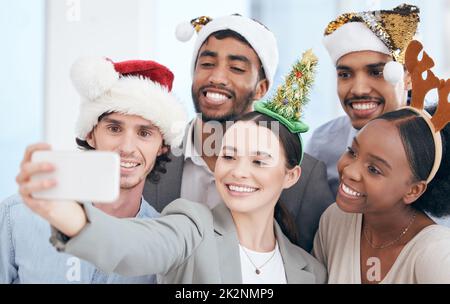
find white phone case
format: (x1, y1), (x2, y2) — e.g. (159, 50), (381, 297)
(31, 150), (120, 203)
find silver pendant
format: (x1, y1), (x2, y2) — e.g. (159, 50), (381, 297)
(255, 269), (261, 275)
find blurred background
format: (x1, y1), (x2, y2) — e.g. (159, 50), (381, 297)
(1, 0), (449, 200)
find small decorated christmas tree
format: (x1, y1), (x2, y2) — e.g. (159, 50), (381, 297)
(255, 49), (318, 134)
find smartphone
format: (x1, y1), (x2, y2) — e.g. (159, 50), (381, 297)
(30, 150), (120, 203)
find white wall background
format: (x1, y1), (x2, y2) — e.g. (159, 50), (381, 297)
(0, 0), (45, 199)
(45, 0), (149, 149)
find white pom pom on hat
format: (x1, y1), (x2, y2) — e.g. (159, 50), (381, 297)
(70, 57), (119, 100)
(383, 61), (405, 85)
(175, 20), (195, 42)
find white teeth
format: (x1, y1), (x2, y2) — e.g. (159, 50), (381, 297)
(120, 162), (139, 168)
(342, 183), (363, 197)
(352, 102), (378, 110)
(228, 185), (258, 193)
(206, 92), (228, 102)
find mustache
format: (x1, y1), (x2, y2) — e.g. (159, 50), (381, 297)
(198, 84), (235, 99)
(345, 95), (384, 105)
(119, 152), (142, 163)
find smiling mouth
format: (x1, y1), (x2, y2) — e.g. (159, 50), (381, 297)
(205, 91), (230, 100)
(350, 101), (379, 110)
(340, 182), (365, 198)
(120, 161), (141, 169)
(347, 101), (383, 118)
(226, 183), (259, 194)
(201, 89), (233, 105)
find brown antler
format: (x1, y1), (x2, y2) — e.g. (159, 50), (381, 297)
(405, 40), (441, 109)
(431, 79), (450, 132)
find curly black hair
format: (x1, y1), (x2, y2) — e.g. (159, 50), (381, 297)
(377, 105), (450, 217)
(75, 112), (171, 184)
(414, 105), (450, 217)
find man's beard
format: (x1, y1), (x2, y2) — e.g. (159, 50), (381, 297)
(120, 175), (145, 190)
(191, 85), (256, 123)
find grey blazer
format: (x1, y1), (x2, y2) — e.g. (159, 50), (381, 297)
(144, 152), (334, 252)
(53, 199), (326, 284)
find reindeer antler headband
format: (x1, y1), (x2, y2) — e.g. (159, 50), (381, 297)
(404, 40), (450, 183)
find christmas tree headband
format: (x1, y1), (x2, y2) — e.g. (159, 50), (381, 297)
(403, 40), (450, 183)
(254, 49), (318, 165)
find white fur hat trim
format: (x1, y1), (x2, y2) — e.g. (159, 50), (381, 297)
(71, 58), (188, 148)
(323, 22), (390, 64)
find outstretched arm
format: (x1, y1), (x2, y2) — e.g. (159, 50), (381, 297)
(16, 143), (207, 277)
(53, 200), (206, 276)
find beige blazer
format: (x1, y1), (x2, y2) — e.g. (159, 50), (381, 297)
(52, 199), (327, 284)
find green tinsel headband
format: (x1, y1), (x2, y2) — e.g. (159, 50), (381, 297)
(254, 49), (318, 165)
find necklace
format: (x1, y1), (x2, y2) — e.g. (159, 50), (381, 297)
(363, 210), (417, 249)
(241, 245), (277, 275)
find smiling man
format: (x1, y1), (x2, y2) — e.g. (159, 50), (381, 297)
(2, 58), (187, 283)
(306, 4), (420, 196)
(191, 32), (268, 123)
(144, 14), (334, 252)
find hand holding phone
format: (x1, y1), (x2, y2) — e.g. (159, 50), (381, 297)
(30, 150), (120, 203)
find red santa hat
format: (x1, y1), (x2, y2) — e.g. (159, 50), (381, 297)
(70, 57), (188, 147)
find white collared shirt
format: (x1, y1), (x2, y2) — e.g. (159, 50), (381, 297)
(180, 119), (223, 209)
